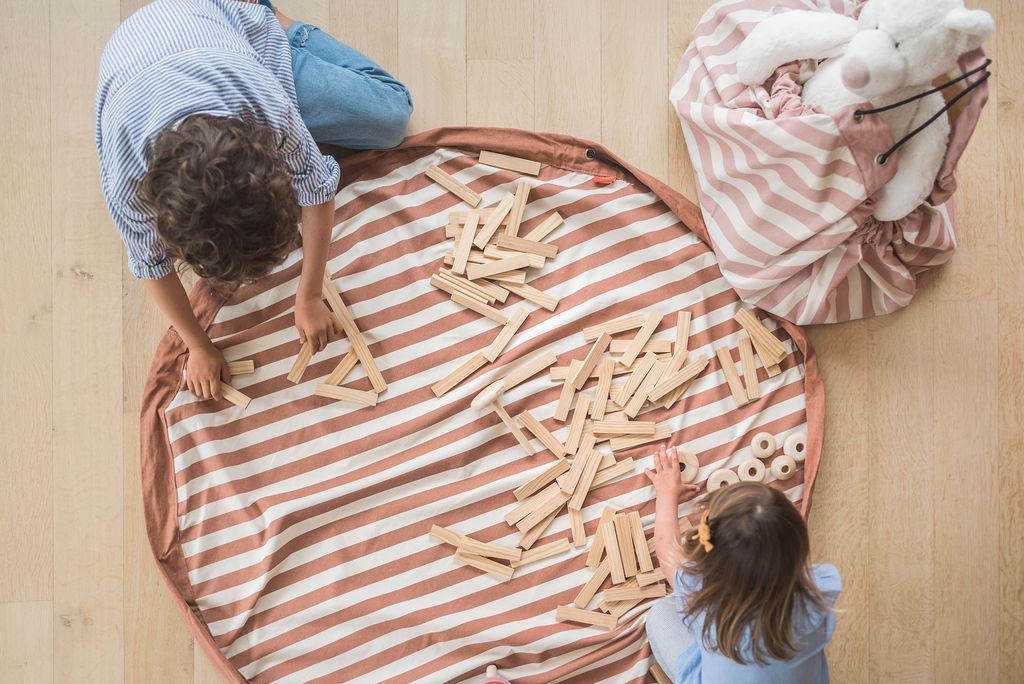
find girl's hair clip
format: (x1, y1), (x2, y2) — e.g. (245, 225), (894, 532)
(697, 511), (714, 552)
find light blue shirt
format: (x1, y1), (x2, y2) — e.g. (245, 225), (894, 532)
(669, 564), (841, 684)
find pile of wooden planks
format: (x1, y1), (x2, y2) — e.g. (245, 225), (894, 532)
(715, 309), (788, 408)
(217, 358), (257, 409)
(426, 155), (567, 398)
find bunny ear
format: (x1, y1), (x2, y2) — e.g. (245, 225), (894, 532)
(943, 8), (995, 51)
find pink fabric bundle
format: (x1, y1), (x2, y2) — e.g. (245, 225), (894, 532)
(670, 0), (989, 324)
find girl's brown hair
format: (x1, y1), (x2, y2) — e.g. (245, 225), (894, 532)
(141, 113), (300, 287)
(679, 481), (824, 664)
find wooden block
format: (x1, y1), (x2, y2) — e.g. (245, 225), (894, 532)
(431, 352), (487, 397)
(220, 383), (251, 410)
(609, 425), (672, 452)
(483, 244), (546, 269)
(592, 421), (657, 436)
(425, 164), (481, 207)
(554, 361), (580, 422)
(555, 605), (617, 630)
(452, 211), (478, 275)
(766, 361), (782, 377)
(649, 354), (710, 402)
(675, 310), (692, 358)
(565, 393), (592, 455)
(451, 292), (509, 324)
(601, 521), (626, 584)
(608, 338), (672, 354)
(501, 281), (559, 312)
(603, 583), (666, 602)
(619, 312), (662, 366)
(504, 483), (560, 525)
(520, 507), (559, 550)
(286, 341), (314, 384)
(582, 313), (645, 341)
(651, 662), (672, 684)
(227, 359), (255, 376)
(466, 254), (533, 281)
(322, 276), (387, 393)
(511, 538), (571, 568)
(472, 277), (510, 303)
(615, 514), (639, 578)
(591, 358), (615, 421)
(493, 402), (536, 456)
(558, 433), (596, 494)
(616, 352), (658, 407)
(715, 346), (750, 407)
(601, 584), (645, 618)
(429, 524), (465, 547)
(479, 150), (542, 176)
(473, 192), (516, 249)
(734, 308), (787, 365)
(324, 350), (359, 386)
(568, 445), (603, 512)
(504, 350), (558, 390)
(495, 234), (559, 259)
(450, 207), (507, 226)
(518, 410), (567, 459)
(514, 459), (571, 501)
(458, 536), (523, 562)
(454, 550), (514, 580)
(590, 457), (636, 490)
(314, 384), (378, 406)
(570, 508), (586, 548)
(738, 334), (761, 401)
(516, 487), (569, 535)
(598, 449), (617, 469)
(569, 332), (611, 390)
(637, 569), (664, 587)
(439, 269), (496, 303)
(551, 358), (638, 382)
(628, 511), (654, 573)
(505, 180), (530, 237)
(431, 273), (489, 304)
(487, 270), (528, 285)
(623, 360), (669, 419)
(587, 508), (617, 568)
(483, 307), (529, 363)
(575, 560), (611, 607)
(524, 212), (564, 242)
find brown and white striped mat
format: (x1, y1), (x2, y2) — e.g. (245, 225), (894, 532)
(140, 128), (825, 683)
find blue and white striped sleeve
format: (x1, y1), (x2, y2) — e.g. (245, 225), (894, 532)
(278, 106), (341, 206)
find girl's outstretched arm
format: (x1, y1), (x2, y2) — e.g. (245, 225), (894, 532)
(644, 445), (700, 589)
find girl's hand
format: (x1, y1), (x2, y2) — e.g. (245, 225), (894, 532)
(645, 446), (702, 501)
(295, 296), (341, 352)
(186, 342), (230, 401)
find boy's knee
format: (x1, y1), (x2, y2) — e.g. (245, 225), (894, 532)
(375, 96), (412, 148)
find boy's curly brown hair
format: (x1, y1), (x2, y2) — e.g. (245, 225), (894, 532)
(141, 113), (300, 287)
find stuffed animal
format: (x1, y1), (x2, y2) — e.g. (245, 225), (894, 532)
(736, 0), (993, 221)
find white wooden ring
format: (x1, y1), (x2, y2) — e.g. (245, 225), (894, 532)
(707, 468), (739, 491)
(783, 433), (807, 462)
(770, 454), (797, 480)
(678, 450), (700, 484)
(750, 432), (776, 459)
(738, 458), (765, 482)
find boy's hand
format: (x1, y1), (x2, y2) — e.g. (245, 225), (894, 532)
(186, 343), (230, 401)
(645, 446), (702, 501)
(295, 296), (340, 352)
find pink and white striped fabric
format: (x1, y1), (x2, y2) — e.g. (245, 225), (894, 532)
(670, 0), (989, 324)
(140, 129), (825, 683)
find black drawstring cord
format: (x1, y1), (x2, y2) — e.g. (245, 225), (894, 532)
(853, 58), (992, 119)
(585, 147), (632, 175)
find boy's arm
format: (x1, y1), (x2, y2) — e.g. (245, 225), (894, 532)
(294, 199), (341, 351)
(645, 446), (701, 590)
(143, 272), (229, 400)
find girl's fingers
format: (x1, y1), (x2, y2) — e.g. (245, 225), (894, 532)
(644, 468), (656, 483)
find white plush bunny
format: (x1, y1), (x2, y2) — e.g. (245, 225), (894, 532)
(736, 0), (993, 221)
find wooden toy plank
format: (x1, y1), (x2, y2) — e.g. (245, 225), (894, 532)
(503, 350), (559, 390)
(608, 338), (672, 354)
(431, 352), (487, 397)
(473, 192), (516, 248)
(615, 513), (639, 578)
(516, 487), (569, 534)
(431, 273), (489, 304)
(619, 312), (662, 366)
(565, 393), (592, 455)
(478, 150), (542, 176)
(636, 569), (665, 587)
(450, 207), (507, 226)
(592, 421), (657, 436)
(451, 291), (509, 324)
(603, 584), (667, 602)
(609, 425), (672, 452)
(574, 560), (611, 608)
(734, 308), (786, 364)
(554, 360), (580, 422)
(550, 358), (638, 381)
(227, 359), (255, 376)
(568, 445), (603, 512)
(457, 537), (523, 562)
(511, 538), (571, 568)
(454, 550), (514, 580)
(519, 506), (559, 549)
(716, 346), (749, 407)
(524, 212), (564, 242)
(220, 383), (251, 410)
(615, 352), (658, 407)
(675, 310), (692, 358)
(429, 524), (465, 547)
(582, 313), (646, 341)
(518, 410), (567, 459)
(313, 384), (378, 406)
(437, 269), (495, 302)
(452, 211), (478, 275)
(504, 483), (560, 525)
(590, 457), (636, 490)
(286, 341), (314, 384)
(623, 360), (669, 418)
(487, 270), (528, 285)
(322, 275), (387, 392)
(483, 307), (529, 363)
(558, 433), (596, 494)
(493, 402), (536, 456)
(513, 459), (570, 501)
(586, 507), (617, 569)
(569, 332), (612, 390)
(323, 350), (358, 386)
(483, 244), (546, 269)
(500, 281), (558, 312)
(601, 521), (626, 584)
(555, 605), (616, 630)
(465, 254), (533, 280)
(591, 358), (615, 420)
(495, 234), (558, 259)
(471, 276), (510, 303)
(651, 662), (672, 684)
(505, 180), (530, 237)
(570, 508), (586, 548)
(628, 511), (654, 573)
(425, 164), (481, 206)
(738, 333), (761, 401)
(649, 354), (710, 402)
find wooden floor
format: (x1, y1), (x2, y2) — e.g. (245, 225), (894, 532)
(0, 0), (1019, 681)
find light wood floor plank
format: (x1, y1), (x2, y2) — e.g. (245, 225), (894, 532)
(533, 0), (601, 141)
(0, 602), (53, 682)
(398, 0), (467, 133)
(467, 0), (534, 129)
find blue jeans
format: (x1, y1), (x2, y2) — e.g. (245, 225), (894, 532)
(285, 22), (412, 149)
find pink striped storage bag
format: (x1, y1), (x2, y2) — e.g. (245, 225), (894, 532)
(670, 0), (989, 324)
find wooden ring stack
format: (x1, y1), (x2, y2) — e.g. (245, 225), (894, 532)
(707, 468), (739, 491)
(770, 454), (797, 480)
(784, 433), (807, 462)
(750, 431), (776, 459)
(738, 458), (765, 482)
(678, 450), (700, 484)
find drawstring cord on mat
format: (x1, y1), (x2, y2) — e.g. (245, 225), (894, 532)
(586, 147), (633, 176)
(853, 59), (992, 166)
